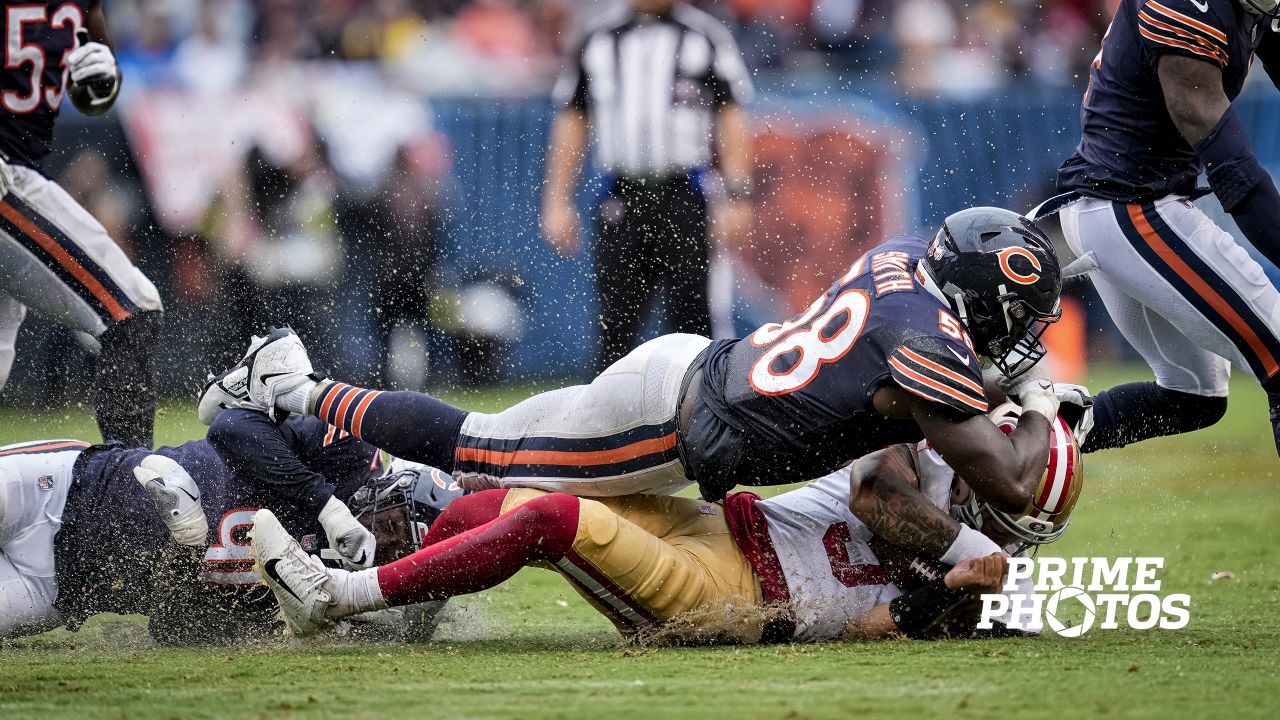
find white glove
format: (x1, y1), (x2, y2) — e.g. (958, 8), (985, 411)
(993, 357), (1051, 399)
(1018, 377), (1060, 422)
(1054, 382), (1095, 445)
(319, 495), (376, 569)
(134, 455), (209, 547)
(67, 38), (119, 104)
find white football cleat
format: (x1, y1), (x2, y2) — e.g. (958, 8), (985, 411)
(251, 508), (337, 638)
(134, 455), (209, 547)
(241, 327), (314, 420)
(197, 364), (253, 426)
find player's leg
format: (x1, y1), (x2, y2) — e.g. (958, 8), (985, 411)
(656, 179), (713, 339)
(0, 163), (163, 447)
(249, 330), (708, 496)
(595, 186), (655, 373)
(254, 489), (763, 640)
(0, 464), (65, 638)
(1062, 197), (1279, 449)
(0, 294), (26, 390)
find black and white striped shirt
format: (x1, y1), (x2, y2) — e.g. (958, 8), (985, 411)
(553, 5), (753, 178)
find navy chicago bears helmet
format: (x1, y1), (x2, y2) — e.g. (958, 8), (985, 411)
(919, 206), (1062, 378)
(350, 459), (467, 562)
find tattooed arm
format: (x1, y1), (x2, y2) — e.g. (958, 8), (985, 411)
(848, 445), (960, 558)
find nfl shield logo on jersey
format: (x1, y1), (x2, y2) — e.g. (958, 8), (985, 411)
(36, 475), (54, 492)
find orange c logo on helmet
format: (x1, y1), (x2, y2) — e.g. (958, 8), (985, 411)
(997, 247), (1042, 285)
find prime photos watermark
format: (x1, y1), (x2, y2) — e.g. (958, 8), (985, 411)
(978, 557), (1191, 637)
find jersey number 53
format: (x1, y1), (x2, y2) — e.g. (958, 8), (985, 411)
(3, 4), (84, 114)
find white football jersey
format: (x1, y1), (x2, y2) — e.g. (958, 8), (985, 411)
(757, 442), (1035, 641)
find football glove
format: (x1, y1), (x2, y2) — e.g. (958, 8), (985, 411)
(69, 31), (119, 106)
(134, 455), (209, 547)
(319, 495), (377, 569)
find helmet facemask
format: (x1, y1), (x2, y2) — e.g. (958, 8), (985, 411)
(350, 470), (434, 564)
(1238, 0), (1280, 21)
(943, 278), (1061, 379)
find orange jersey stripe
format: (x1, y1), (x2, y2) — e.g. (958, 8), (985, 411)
(1138, 11), (1227, 63)
(454, 433), (677, 469)
(1147, 1), (1228, 45)
(0, 202), (131, 322)
(333, 388), (363, 430)
(0, 440), (91, 457)
(888, 357), (989, 412)
(350, 390), (383, 438)
(1137, 26), (1223, 64)
(1128, 204), (1279, 378)
(896, 347), (985, 395)
(318, 383), (349, 423)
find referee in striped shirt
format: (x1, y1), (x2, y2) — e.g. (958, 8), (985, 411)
(541, 0), (754, 372)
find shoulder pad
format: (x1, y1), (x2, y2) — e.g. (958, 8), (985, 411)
(888, 335), (988, 415)
(1136, 0), (1231, 68)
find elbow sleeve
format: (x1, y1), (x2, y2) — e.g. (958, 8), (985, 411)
(1196, 107), (1266, 213)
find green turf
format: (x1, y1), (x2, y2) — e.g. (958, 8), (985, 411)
(2, 368), (1278, 719)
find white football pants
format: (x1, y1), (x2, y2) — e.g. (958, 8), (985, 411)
(0, 160), (163, 389)
(455, 333), (711, 497)
(0, 441), (86, 638)
(1060, 195), (1280, 396)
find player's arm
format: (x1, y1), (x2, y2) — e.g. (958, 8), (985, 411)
(913, 398), (1050, 514)
(207, 409), (376, 568)
(541, 38), (591, 258)
(843, 553), (1008, 640)
(849, 445), (1001, 561)
(69, 1), (121, 116)
(1158, 55), (1280, 266)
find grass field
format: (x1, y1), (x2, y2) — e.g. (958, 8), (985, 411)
(2, 367), (1278, 719)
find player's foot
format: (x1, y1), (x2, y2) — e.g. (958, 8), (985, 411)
(241, 327), (315, 420)
(197, 364), (250, 426)
(252, 508), (339, 637)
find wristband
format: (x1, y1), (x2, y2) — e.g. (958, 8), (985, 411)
(888, 578), (970, 639)
(940, 524), (1003, 566)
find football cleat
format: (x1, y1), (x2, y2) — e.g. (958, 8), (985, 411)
(134, 454), (209, 547)
(251, 508), (336, 637)
(197, 364), (252, 426)
(241, 327), (314, 421)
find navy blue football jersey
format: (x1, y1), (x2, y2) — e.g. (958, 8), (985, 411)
(0, 1), (93, 168)
(53, 413), (381, 643)
(1058, 0), (1272, 202)
(686, 236), (987, 499)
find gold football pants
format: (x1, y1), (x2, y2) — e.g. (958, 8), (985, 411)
(501, 489), (766, 641)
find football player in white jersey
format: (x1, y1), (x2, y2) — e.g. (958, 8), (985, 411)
(252, 403), (1083, 643)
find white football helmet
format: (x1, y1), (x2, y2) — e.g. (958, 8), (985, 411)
(956, 402), (1084, 546)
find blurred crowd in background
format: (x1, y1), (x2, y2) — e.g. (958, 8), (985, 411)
(106, 0), (1114, 97)
(14, 0), (1259, 408)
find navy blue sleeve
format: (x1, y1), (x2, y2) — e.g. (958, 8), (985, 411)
(206, 409), (335, 517)
(281, 415), (382, 504)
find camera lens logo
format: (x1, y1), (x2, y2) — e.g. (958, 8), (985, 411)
(1044, 586), (1096, 637)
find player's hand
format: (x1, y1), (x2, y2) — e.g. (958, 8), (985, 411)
(319, 496), (377, 569)
(134, 455), (209, 547)
(713, 199), (753, 250)
(68, 36), (119, 103)
(541, 198), (581, 257)
(944, 552), (1009, 595)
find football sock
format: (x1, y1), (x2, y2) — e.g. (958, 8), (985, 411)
(327, 567), (388, 618)
(278, 378), (317, 415)
(1262, 376), (1280, 457)
(423, 489), (509, 546)
(375, 493), (580, 607)
(1082, 382), (1227, 453)
(311, 383), (468, 472)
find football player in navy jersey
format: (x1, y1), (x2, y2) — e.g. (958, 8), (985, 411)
(1054, 0), (1280, 455)
(205, 207), (1064, 517)
(0, 407), (463, 644)
(0, 1), (162, 449)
